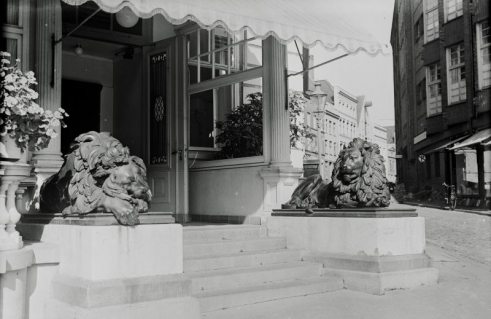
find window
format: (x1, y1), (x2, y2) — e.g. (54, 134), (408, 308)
(445, 0), (463, 21)
(455, 147), (479, 196)
(186, 26), (263, 152)
(414, 15), (424, 42)
(425, 0), (439, 42)
(477, 21), (491, 89)
(417, 79), (427, 103)
(447, 43), (466, 104)
(426, 62), (442, 115)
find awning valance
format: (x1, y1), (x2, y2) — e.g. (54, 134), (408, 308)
(424, 135), (469, 154)
(62, 0), (390, 56)
(449, 128), (491, 150)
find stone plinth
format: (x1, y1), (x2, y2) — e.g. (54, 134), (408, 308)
(18, 223), (201, 319)
(267, 208), (439, 295)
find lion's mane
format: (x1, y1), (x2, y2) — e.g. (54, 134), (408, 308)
(331, 138), (390, 207)
(40, 131), (151, 225)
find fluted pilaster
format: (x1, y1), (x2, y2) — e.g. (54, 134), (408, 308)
(263, 36), (290, 167)
(31, 0), (63, 168)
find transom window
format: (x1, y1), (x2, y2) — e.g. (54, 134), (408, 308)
(477, 21), (491, 89)
(425, 0), (439, 42)
(426, 62), (442, 115)
(445, 0), (463, 22)
(447, 44), (466, 104)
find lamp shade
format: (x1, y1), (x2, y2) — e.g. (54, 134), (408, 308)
(310, 82), (327, 112)
(115, 7), (139, 28)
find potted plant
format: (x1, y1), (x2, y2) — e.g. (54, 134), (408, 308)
(214, 91), (314, 159)
(0, 51), (68, 161)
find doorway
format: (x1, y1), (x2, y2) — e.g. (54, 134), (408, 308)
(61, 79), (102, 154)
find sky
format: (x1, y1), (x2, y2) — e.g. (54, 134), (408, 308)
(310, 0), (396, 127)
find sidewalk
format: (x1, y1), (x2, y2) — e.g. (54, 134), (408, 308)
(403, 200), (491, 217)
(202, 243), (491, 319)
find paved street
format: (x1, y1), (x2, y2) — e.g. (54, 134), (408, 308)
(404, 204), (491, 267)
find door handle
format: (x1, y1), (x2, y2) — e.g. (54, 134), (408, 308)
(172, 149), (183, 160)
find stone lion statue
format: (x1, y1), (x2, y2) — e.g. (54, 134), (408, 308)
(284, 138), (390, 213)
(40, 131), (152, 225)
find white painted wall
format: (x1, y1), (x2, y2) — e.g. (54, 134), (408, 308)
(189, 165), (267, 216)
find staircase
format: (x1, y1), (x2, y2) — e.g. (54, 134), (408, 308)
(183, 223), (344, 313)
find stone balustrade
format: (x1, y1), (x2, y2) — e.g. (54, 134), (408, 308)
(0, 161), (32, 252)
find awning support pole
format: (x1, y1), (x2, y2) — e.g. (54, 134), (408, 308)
(287, 53), (350, 77)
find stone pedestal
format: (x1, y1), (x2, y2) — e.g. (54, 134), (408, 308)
(18, 223), (201, 319)
(259, 167), (303, 218)
(267, 208), (439, 295)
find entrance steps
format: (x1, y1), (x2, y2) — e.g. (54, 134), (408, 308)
(183, 224), (343, 313)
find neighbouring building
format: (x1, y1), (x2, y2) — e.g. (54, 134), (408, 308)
(301, 80), (390, 180)
(385, 126), (398, 183)
(391, 0), (490, 204)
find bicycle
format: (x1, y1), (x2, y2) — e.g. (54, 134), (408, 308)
(442, 183), (457, 210)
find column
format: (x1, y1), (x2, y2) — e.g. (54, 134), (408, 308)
(31, 0), (64, 175)
(259, 36), (302, 217)
(30, 0), (64, 212)
(262, 36), (291, 167)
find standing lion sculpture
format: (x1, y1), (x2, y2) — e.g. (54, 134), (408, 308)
(284, 138), (390, 213)
(40, 131), (152, 225)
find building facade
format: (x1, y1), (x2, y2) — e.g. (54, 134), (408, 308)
(302, 80), (392, 181)
(391, 0), (490, 203)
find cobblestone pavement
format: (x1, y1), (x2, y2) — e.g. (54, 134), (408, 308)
(404, 205), (491, 267)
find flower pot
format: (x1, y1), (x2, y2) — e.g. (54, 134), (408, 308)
(0, 134), (27, 163)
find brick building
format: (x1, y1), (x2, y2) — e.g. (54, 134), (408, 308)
(391, 0), (490, 203)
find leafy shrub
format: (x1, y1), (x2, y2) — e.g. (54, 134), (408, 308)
(214, 91), (314, 159)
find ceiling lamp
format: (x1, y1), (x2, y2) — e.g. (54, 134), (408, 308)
(115, 7), (139, 28)
(74, 44), (83, 56)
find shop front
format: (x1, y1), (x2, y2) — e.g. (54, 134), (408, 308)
(1, 0), (388, 225)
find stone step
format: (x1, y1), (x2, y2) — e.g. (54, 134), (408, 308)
(187, 261), (322, 292)
(183, 224), (267, 243)
(195, 276), (344, 313)
(183, 237), (286, 259)
(184, 249), (304, 272)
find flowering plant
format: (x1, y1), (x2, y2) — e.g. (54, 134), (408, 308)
(0, 51), (68, 151)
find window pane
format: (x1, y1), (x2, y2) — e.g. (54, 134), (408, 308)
(190, 90), (215, 148)
(455, 148), (480, 196)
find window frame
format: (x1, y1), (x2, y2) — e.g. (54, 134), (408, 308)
(476, 21), (491, 89)
(424, 0), (440, 43)
(446, 43), (467, 105)
(426, 62), (442, 116)
(444, 0), (463, 23)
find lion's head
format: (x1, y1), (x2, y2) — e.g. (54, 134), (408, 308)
(40, 131), (152, 225)
(331, 138), (390, 207)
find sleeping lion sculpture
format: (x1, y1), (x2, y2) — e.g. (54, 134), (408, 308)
(40, 131), (152, 226)
(284, 138), (390, 213)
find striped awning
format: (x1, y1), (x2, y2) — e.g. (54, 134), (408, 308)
(62, 0), (390, 56)
(448, 128), (491, 150)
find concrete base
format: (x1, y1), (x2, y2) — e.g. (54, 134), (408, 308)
(18, 223), (201, 319)
(304, 253), (439, 295)
(44, 273), (200, 319)
(266, 209), (439, 294)
(46, 296), (201, 319)
(323, 267), (439, 295)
